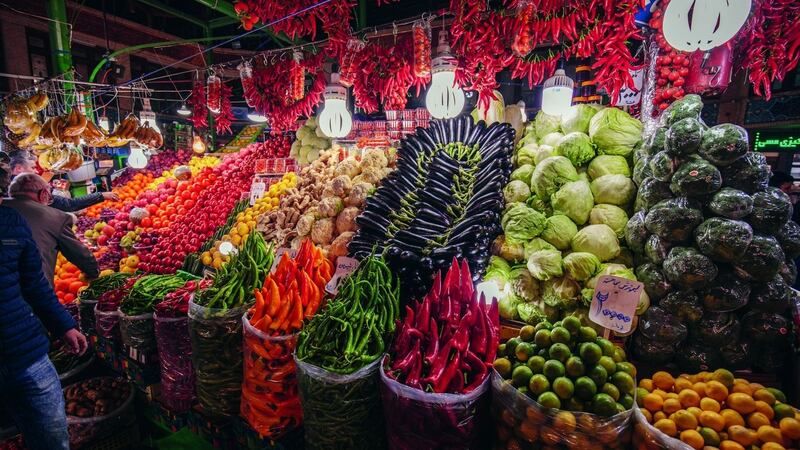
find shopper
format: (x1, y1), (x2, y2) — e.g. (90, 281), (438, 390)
(5, 173), (99, 286)
(8, 150), (118, 212)
(0, 166), (87, 450)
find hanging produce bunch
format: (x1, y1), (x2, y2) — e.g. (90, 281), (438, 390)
(628, 94), (798, 372)
(214, 82), (235, 135)
(188, 79), (208, 130)
(648, 1), (691, 112)
(348, 116), (514, 299)
(484, 105), (646, 330)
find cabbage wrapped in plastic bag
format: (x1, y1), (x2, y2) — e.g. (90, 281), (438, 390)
(749, 275), (792, 314)
(748, 187), (793, 234)
(665, 117), (704, 156)
(709, 188), (753, 219)
(669, 158), (722, 197)
(776, 220), (800, 259)
(701, 271), (751, 312)
(662, 94), (703, 126)
(631, 333), (675, 365)
(649, 150), (677, 182)
(636, 263), (672, 301)
(663, 247), (718, 290)
(693, 217), (753, 262)
(742, 311), (791, 346)
(699, 123), (748, 166)
(644, 235), (671, 266)
(720, 152), (770, 194)
(638, 306), (688, 344)
(692, 312), (741, 348)
(644, 197), (703, 243)
(734, 234), (785, 282)
(659, 291), (703, 323)
(634, 178), (673, 212)
(625, 211), (648, 254)
(674, 343), (722, 372)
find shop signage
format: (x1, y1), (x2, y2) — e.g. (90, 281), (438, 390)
(754, 131), (800, 152)
(589, 276), (643, 334)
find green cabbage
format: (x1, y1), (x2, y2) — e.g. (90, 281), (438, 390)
(501, 203), (546, 244)
(540, 214), (578, 250)
(590, 174), (636, 206)
(542, 277), (581, 310)
(534, 145), (555, 165)
(517, 302), (547, 325)
(484, 256), (512, 284)
(563, 252), (602, 281)
(551, 179), (594, 225)
(561, 104), (599, 134)
(571, 224), (620, 262)
(524, 238), (558, 259)
(531, 156), (579, 199)
(526, 249), (563, 281)
(541, 132), (565, 148)
(510, 164), (535, 184)
(526, 195), (551, 215)
(587, 155), (631, 180)
(589, 204), (629, 238)
(499, 294), (522, 320)
(555, 132), (596, 167)
(509, 266), (540, 301)
(534, 111), (562, 139)
(503, 180), (531, 204)
(492, 235), (526, 262)
(588, 107), (643, 157)
(514, 142), (539, 166)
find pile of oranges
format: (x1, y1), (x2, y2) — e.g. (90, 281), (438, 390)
(54, 253), (87, 304)
(85, 172), (155, 218)
(634, 369), (800, 450)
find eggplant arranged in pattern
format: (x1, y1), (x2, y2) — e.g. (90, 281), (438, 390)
(349, 117), (514, 298)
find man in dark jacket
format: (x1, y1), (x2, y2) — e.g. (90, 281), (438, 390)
(5, 173), (99, 285)
(0, 166), (87, 450)
(9, 150), (118, 212)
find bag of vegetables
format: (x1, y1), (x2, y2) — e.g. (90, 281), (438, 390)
(64, 377), (135, 448)
(119, 312), (156, 355)
(153, 313), (195, 413)
(94, 303), (121, 340)
(79, 299), (97, 334)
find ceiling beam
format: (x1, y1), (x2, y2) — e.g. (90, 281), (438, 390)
(137, 0), (208, 30)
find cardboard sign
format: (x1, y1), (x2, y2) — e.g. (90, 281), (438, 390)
(615, 66), (645, 106)
(271, 247), (297, 272)
(249, 180), (266, 206)
(325, 256), (359, 295)
(589, 275), (643, 333)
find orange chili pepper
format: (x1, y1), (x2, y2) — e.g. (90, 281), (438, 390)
(266, 278), (281, 317)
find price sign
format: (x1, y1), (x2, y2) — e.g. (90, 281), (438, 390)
(325, 256), (359, 295)
(270, 247), (297, 272)
(249, 180), (266, 206)
(589, 276), (643, 334)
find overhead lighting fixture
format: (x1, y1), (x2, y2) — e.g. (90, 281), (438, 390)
(176, 103), (191, 116)
(192, 135), (206, 155)
(662, 0), (751, 52)
(318, 73), (353, 139)
(247, 111), (268, 123)
(425, 30), (465, 120)
(139, 98), (161, 135)
(127, 145), (148, 169)
(541, 67), (574, 116)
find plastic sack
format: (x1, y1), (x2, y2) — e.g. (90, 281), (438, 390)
(296, 356), (386, 450)
(379, 359), (489, 450)
(188, 298), (246, 418)
(241, 314), (301, 438)
(79, 299), (97, 334)
(153, 313), (195, 413)
(64, 378), (135, 448)
(119, 311), (156, 355)
(491, 371), (633, 450)
(638, 307), (687, 344)
(94, 304), (121, 340)
(632, 405), (693, 450)
(63, 300), (80, 325)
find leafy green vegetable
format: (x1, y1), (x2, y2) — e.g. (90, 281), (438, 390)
(665, 117), (704, 156)
(660, 291), (703, 323)
(509, 266), (540, 302)
(735, 234), (785, 282)
(484, 256), (512, 284)
(699, 123), (749, 166)
(561, 104), (599, 134)
(533, 111), (562, 139)
(588, 107), (643, 157)
(748, 187), (793, 234)
(587, 155), (630, 180)
(669, 158), (722, 197)
(503, 180), (532, 204)
(555, 132), (595, 167)
(776, 220), (800, 259)
(642, 128), (667, 156)
(540, 214), (578, 250)
(524, 238), (558, 259)
(517, 302), (547, 325)
(492, 235), (526, 262)
(551, 179), (594, 225)
(589, 204), (628, 237)
(663, 94), (703, 126)
(571, 224), (620, 262)
(625, 211), (649, 254)
(510, 164), (535, 184)
(526, 249), (564, 281)
(632, 156), (653, 186)
(514, 143), (539, 166)
(750, 275), (792, 313)
(635, 263), (672, 301)
(663, 247), (718, 290)
(530, 156), (579, 199)
(541, 277), (581, 310)
(694, 218), (753, 262)
(644, 234), (671, 266)
(649, 150), (677, 182)
(534, 145), (555, 165)
(645, 197), (703, 242)
(702, 271), (750, 313)
(499, 294), (521, 320)
(709, 188), (754, 219)
(540, 132), (565, 148)
(526, 194), (552, 215)
(720, 152), (770, 194)
(563, 252), (602, 281)
(501, 203), (547, 244)
(590, 174), (635, 206)
(634, 178), (673, 212)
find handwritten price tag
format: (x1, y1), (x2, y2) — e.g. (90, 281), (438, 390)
(589, 275), (643, 334)
(249, 180), (266, 206)
(325, 256), (359, 295)
(270, 247), (297, 272)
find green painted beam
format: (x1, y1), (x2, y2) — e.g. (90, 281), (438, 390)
(358, 0), (367, 29)
(46, 0), (73, 101)
(208, 16), (240, 28)
(137, 0), (208, 30)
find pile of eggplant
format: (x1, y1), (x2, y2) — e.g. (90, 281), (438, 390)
(348, 117), (514, 299)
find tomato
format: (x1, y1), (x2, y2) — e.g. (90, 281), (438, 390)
(140, 217), (152, 228)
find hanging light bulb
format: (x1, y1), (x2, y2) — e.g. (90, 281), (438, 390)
(318, 73), (353, 139)
(247, 111), (268, 123)
(192, 135), (206, 155)
(97, 116), (110, 132)
(127, 145), (148, 169)
(425, 30), (465, 119)
(541, 67), (574, 116)
(176, 103), (191, 116)
(139, 99), (161, 135)
(662, 0), (751, 52)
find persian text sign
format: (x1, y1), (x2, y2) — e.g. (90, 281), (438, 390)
(589, 276), (643, 333)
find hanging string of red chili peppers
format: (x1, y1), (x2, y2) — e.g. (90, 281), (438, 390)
(188, 79), (207, 130)
(215, 83), (235, 135)
(412, 20), (431, 78)
(289, 51), (305, 101)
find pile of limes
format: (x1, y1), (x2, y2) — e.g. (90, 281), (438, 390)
(495, 316), (637, 417)
(634, 369), (800, 450)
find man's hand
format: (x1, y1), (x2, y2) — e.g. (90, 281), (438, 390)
(62, 328), (88, 356)
(101, 192), (119, 201)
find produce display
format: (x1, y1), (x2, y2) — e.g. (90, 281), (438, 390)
(54, 253), (88, 305)
(79, 272), (133, 332)
(349, 116), (514, 299)
(241, 240), (333, 437)
(290, 116), (331, 165)
(63, 377), (135, 448)
(184, 200), (250, 273)
(381, 258), (497, 448)
(634, 369), (800, 450)
(628, 94), (796, 371)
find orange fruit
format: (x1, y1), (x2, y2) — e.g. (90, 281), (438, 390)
(731, 383), (752, 396)
(653, 411), (667, 422)
(756, 425), (783, 444)
(700, 397), (721, 412)
(675, 377), (693, 392)
(674, 410), (699, 430)
(750, 382), (766, 391)
(653, 389), (670, 400)
(687, 407), (703, 419)
(664, 398), (682, 414)
(654, 418), (677, 437)
(779, 417), (800, 440)
(747, 412), (771, 430)
(754, 400), (775, 420)
(693, 382), (707, 397)
(720, 409), (745, 428)
(643, 393), (664, 413)
(653, 371), (676, 391)
(699, 411), (726, 432)
(727, 425), (757, 446)
(753, 389), (777, 406)
(706, 381), (729, 402)
(679, 389), (702, 408)
(719, 441), (745, 450)
(680, 429), (705, 449)
(639, 379), (654, 391)
(640, 407), (653, 424)
(761, 443), (786, 450)
(727, 393), (756, 414)
(666, 392), (680, 400)
(711, 369), (735, 389)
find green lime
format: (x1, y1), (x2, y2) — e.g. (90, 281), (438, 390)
(553, 377), (575, 400)
(579, 342), (602, 365)
(535, 321), (552, 332)
(511, 365), (534, 387)
(615, 362), (637, 378)
(550, 327), (571, 344)
(537, 392), (561, 409)
(517, 386), (530, 397)
(562, 315), (582, 334)
(494, 358), (512, 378)
(768, 388), (788, 404)
(588, 364), (608, 387)
(612, 346), (626, 363)
(496, 343), (507, 358)
(527, 355), (546, 374)
(636, 388), (649, 407)
(596, 338), (616, 357)
(534, 329), (552, 348)
(511, 361), (523, 372)
(538, 348), (548, 357)
(591, 393), (618, 417)
(516, 342), (535, 362)
(774, 402), (795, 420)
(601, 383), (620, 401)
(610, 371), (635, 396)
(548, 343), (572, 363)
(598, 356), (616, 374)
(564, 397), (585, 412)
(574, 376), (597, 401)
(578, 326), (598, 342)
(519, 325), (536, 342)
(528, 374), (550, 395)
(542, 360), (565, 381)
(565, 356), (586, 377)
(619, 393), (634, 410)
(698, 427), (720, 447)
(615, 402), (626, 414)
(553, 321), (562, 328)
(506, 337), (521, 356)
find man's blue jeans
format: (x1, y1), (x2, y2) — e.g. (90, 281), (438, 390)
(0, 355), (69, 450)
